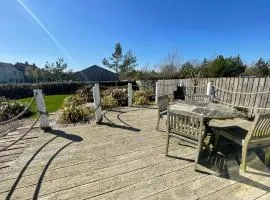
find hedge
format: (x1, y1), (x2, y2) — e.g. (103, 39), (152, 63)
(0, 81), (137, 99)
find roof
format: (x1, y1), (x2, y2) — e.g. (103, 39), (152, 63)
(79, 65), (116, 74)
(14, 62), (37, 72)
(0, 62), (20, 72)
(73, 65), (118, 81)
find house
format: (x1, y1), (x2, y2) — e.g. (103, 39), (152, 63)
(14, 62), (43, 82)
(73, 65), (118, 82)
(0, 62), (25, 83)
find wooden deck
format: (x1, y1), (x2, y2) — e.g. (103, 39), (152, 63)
(0, 107), (270, 200)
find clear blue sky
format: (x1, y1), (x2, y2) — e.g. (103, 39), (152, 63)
(0, 0), (270, 71)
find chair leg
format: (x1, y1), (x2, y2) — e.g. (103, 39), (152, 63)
(165, 134), (170, 156)
(156, 116), (160, 130)
(240, 145), (248, 172)
(194, 135), (203, 171)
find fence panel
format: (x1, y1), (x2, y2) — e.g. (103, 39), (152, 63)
(158, 77), (270, 115)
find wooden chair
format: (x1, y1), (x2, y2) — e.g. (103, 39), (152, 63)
(213, 112), (270, 172)
(185, 94), (210, 103)
(156, 95), (169, 130)
(165, 109), (205, 170)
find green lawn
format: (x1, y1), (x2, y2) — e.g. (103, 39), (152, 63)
(17, 94), (70, 117)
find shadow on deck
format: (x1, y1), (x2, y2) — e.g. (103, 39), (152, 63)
(5, 129), (82, 200)
(1, 107), (270, 200)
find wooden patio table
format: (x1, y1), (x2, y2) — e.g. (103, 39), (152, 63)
(169, 102), (240, 121)
(169, 102), (241, 150)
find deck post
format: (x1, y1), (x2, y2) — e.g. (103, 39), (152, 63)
(128, 83), (132, 107)
(179, 80), (183, 87)
(206, 81), (215, 101)
(93, 84), (103, 123)
(155, 82), (160, 104)
(33, 89), (50, 130)
(206, 81), (213, 96)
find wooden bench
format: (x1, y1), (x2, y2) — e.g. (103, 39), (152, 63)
(212, 112), (270, 172)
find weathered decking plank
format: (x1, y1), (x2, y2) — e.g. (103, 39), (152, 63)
(0, 152), (196, 199)
(0, 107), (269, 200)
(0, 143), (189, 193)
(256, 192), (270, 200)
(1, 133), (166, 182)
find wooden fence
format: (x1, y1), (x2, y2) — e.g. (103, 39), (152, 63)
(158, 77), (270, 115)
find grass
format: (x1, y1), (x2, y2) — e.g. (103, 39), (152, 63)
(17, 94), (70, 117)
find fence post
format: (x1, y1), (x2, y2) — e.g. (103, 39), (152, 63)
(179, 80), (183, 87)
(206, 81), (215, 102)
(155, 82), (160, 104)
(33, 89), (50, 130)
(206, 81), (212, 96)
(93, 84), (103, 123)
(128, 83), (132, 107)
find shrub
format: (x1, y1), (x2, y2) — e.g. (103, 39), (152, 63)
(133, 88), (154, 105)
(58, 105), (94, 124)
(62, 95), (85, 107)
(58, 94), (95, 124)
(0, 97), (8, 103)
(168, 94), (174, 102)
(0, 98), (30, 122)
(101, 95), (118, 109)
(143, 88), (154, 98)
(133, 96), (149, 105)
(102, 87), (128, 106)
(76, 85), (93, 102)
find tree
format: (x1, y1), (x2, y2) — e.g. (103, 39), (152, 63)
(102, 43), (137, 82)
(224, 55), (246, 77)
(180, 62), (197, 78)
(200, 55), (246, 77)
(159, 50), (180, 79)
(102, 43), (123, 75)
(179, 61), (201, 89)
(121, 50), (137, 72)
(119, 50), (137, 80)
(54, 58), (68, 83)
(253, 57), (269, 77)
(43, 58), (70, 82)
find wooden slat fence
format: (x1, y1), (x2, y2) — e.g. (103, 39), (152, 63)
(158, 77), (270, 115)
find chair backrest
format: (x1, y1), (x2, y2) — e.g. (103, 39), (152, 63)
(247, 112), (270, 143)
(158, 95), (169, 113)
(167, 109), (204, 141)
(185, 94), (210, 103)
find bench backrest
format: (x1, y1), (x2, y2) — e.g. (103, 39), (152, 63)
(168, 109), (204, 141)
(247, 112), (270, 144)
(185, 94), (210, 103)
(158, 95), (169, 113)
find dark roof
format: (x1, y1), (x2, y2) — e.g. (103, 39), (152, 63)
(0, 62), (18, 71)
(73, 65), (118, 82)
